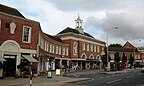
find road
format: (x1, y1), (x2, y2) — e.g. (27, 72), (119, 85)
(70, 69), (144, 86)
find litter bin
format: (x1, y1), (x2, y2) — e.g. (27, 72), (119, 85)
(47, 71), (52, 78)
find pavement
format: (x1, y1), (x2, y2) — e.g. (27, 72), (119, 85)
(0, 68), (135, 86)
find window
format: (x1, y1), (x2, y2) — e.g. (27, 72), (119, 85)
(97, 46), (100, 53)
(44, 42), (47, 51)
(73, 42), (78, 55)
(50, 44), (52, 53)
(86, 43), (89, 51)
(56, 46), (59, 54)
(66, 48), (69, 56)
(94, 45), (96, 52)
(62, 47), (65, 55)
(46, 43), (49, 52)
(22, 26), (31, 43)
(40, 38), (44, 50)
(59, 47), (61, 55)
(52, 45), (55, 53)
(91, 44), (93, 52)
(83, 42), (85, 51)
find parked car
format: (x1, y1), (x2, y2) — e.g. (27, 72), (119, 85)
(141, 67), (144, 73)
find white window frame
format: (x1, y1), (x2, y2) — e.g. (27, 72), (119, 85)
(66, 48), (69, 56)
(62, 47), (65, 55)
(91, 44), (93, 52)
(46, 43), (49, 52)
(56, 46), (59, 54)
(73, 42), (78, 55)
(52, 45), (55, 53)
(22, 26), (32, 43)
(94, 45), (96, 52)
(87, 43), (89, 51)
(59, 47), (61, 55)
(83, 42), (85, 51)
(50, 44), (52, 53)
(97, 46), (100, 53)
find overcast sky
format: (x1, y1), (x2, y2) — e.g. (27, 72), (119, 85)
(1, 0), (144, 47)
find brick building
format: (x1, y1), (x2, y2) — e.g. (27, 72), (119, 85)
(57, 15), (106, 69)
(0, 4), (105, 78)
(108, 41), (144, 66)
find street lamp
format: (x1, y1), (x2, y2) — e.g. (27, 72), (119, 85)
(106, 27), (118, 69)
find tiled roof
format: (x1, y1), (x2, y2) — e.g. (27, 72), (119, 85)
(108, 47), (138, 52)
(44, 33), (64, 43)
(58, 27), (94, 38)
(0, 4), (25, 18)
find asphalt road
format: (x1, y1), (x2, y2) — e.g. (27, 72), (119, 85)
(73, 69), (144, 86)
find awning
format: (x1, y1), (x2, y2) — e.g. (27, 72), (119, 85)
(0, 55), (6, 61)
(22, 55), (38, 62)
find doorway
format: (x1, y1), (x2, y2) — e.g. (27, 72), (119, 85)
(3, 55), (16, 77)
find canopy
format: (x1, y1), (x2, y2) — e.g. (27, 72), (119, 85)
(22, 55), (38, 62)
(0, 55), (6, 61)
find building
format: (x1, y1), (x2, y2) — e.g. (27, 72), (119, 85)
(108, 41), (144, 66)
(0, 4), (106, 78)
(0, 4), (40, 78)
(57, 15), (106, 69)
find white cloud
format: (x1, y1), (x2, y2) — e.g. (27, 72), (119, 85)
(1, 0), (144, 46)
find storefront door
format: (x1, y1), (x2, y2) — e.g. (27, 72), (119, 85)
(3, 55), (16, 77)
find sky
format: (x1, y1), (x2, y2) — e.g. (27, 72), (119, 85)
(1, 0), (144, 47)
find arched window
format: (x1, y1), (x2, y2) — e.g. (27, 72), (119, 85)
(82, 54), (86, 59)
(90, 54), (94, 59)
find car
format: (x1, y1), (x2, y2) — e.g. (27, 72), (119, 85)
(141, 67), (144, 73)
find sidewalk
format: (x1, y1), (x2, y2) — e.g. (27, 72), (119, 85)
(0, 68), (135, 86)
(0, 71), (90, 86)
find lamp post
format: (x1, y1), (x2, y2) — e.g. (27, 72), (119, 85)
(106, 27), (118, 69)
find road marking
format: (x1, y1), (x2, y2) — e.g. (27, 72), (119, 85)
(99, 77), (103, 79)
(126, 75), (134, 78)
(106, 76), (110, 77)
(137, 73), (143, 76)
(106, 79), (122, 84)
(112, 75), (115, 77)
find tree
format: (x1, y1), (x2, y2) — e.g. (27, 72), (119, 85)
(114, 52), (121, 71)
(122, 52), (127, 69)
(128, 54), (134, 69)
(109, 43), (122, 48)
(114, 52), (121, 62)
(122, 52), (127, 63)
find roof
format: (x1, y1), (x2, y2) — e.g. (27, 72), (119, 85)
(108, 47), (138, 52)
(123, 41), (135, 48)
(0, 4), (25, 18)
(58, 27), (94, 38)
(44, 33), (64, 43)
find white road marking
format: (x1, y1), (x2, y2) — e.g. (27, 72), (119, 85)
(99, 77), (103, 79)
(106, 79), (122, 84)
(137, 73), (143, 76)
(126, 75), (134, 78)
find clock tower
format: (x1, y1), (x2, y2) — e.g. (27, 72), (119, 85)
(75, 14), (84, 34)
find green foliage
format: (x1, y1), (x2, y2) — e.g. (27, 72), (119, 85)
(109, 43), (122, 48)
(114, 52), (121, 62)
(122, 52), (127, 63)
(129, 54), (134, 63)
